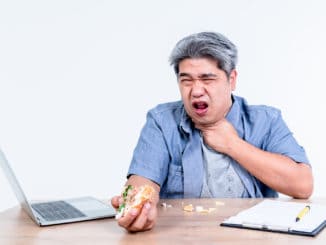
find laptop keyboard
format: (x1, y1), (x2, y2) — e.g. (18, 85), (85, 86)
(31, 201), (86, 221)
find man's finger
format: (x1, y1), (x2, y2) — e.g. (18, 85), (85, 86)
(146, 203), (157, 223)
(118, 208), (139, 228)
(111, 196), (124, 208)
(143, 203), (157, 230)
(111, 196), (120, 209)
(128, 202), (151, 232)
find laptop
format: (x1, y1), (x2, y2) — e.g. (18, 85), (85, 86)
(0, 148), (116, 226)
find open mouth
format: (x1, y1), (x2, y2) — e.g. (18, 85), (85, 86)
(193, 102), (208, 109)
(192, 101), (208, 116)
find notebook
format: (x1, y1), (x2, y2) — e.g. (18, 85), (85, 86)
(0, 148), (116, 226)
(221, 199), (326, 236)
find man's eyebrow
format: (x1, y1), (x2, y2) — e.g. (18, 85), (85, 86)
(198, 73), (217, 78)
(178, 73), (191, 77)
(178, 73), (217, 78)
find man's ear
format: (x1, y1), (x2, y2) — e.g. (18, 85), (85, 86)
(229, 69), (237, 91)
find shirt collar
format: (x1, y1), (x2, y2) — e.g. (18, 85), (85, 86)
(179, 106), (192, 134)
(226, 95), (244, 138)
(226, 95), (241, 126)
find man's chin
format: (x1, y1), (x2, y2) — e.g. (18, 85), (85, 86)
(191, 116), (221, 128)
(192, 118), (213, 127)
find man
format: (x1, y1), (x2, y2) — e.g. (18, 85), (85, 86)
(111, 32), (313, 232)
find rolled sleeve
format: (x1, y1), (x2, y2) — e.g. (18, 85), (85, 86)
(127, 110), (169, 186)
(264, 110), (310, 164)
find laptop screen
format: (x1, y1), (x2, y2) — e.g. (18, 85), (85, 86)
(0, 149), (37, 220)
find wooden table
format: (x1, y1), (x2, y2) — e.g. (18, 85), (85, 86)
(1, 198), (326, 244)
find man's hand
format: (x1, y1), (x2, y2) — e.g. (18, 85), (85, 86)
(111, 195), (157, 232)
(111, 175), (160, 232)
(196, 118), (313, 199)
(195, 118), (239, 154)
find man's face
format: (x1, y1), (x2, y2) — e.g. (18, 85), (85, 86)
(178, 57), (237, 127)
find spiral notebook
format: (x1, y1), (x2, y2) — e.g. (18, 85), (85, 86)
(221, 200), (326, 236)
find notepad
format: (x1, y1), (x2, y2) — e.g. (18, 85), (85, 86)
(221, 200), (326, 236)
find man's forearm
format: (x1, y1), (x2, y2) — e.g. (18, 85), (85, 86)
(226, 138), (313, 198)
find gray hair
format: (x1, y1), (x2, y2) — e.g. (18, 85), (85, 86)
(169, 32), (238, 77)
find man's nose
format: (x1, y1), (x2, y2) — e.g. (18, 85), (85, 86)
(191, 80), (205, 97)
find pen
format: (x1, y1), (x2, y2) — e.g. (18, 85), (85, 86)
(295, 205), (310, 222)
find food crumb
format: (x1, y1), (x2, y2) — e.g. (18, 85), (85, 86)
(215, 201), (225, 206)
(183, 204), (194, 212)
(161, 202), (172, 208)
(182, 203), (217, 213)
(195, 205), (203, 212)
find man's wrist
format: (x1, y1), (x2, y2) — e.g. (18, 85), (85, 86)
(224, 136), (245, 157)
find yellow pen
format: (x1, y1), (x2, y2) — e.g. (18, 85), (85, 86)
(295, 205), (310, 222)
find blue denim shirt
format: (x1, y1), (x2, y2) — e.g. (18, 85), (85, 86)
(127, 95), (310, 198)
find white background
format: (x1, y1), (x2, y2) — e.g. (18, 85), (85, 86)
(1, 0), (326, 212)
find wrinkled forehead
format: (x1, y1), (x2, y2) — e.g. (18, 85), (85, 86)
(177, 57), (224, 77)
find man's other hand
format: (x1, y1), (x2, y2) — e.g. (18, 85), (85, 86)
(111, 175), (160, 232)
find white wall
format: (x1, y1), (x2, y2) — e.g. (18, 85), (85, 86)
(1, 0), (326, 211)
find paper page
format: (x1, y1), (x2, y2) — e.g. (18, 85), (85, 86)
(224, 200), (326, 232)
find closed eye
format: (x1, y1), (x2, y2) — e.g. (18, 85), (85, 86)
(180, 78), (192, 82)
(179, 78), (194, 85)
(201, 78), (216, 84)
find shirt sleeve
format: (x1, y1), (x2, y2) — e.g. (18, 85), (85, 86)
(127, 110), (169, 186)
(264, 110), (310, 164)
